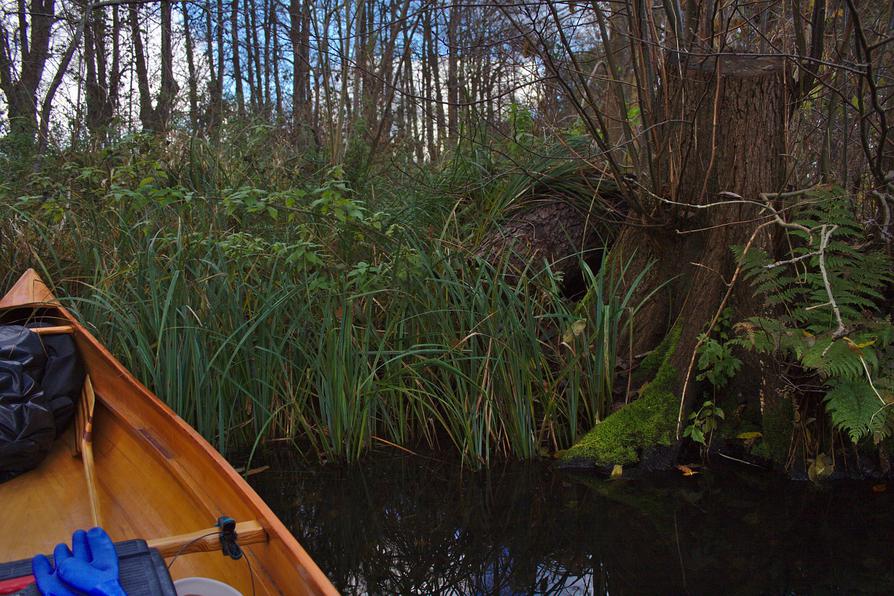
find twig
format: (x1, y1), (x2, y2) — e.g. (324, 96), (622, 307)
(715, 450), (767, 468)
(760, 190), (814, 237)
(765, 249), (822, 269)
(815, 225), (846, 338)
(860, 356), (887, 406)
(871, 189), (892, 242)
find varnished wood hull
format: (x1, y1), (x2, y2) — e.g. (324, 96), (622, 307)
(0, 270), (337, 595)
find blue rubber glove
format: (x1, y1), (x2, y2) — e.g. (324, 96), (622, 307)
(32, 543), (78, 596)
(56, 528), (126, 596)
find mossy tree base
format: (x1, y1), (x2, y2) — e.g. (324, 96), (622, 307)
(563, 328), (680, 468)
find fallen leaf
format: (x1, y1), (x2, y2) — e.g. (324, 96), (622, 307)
(562, 319), (588, 344)
(844, 336), (876, 352)
(610, 464), (623, 478)
(676, 464), (699, 477)
(808, 453), (834, 482)
(872, 484), (887, 493)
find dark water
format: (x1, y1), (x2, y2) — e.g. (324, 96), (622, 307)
(247, 452), (894, 595)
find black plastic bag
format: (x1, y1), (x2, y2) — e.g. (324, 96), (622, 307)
(0, 325), (83, 483)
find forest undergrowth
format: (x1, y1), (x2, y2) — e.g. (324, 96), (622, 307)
(0, 124), (647, 467)
(2, 119), (892, 474)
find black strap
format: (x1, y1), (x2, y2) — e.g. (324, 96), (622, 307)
(216, 516), (243, 560)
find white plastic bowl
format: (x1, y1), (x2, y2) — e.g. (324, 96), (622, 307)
(173, 577), (243, 596)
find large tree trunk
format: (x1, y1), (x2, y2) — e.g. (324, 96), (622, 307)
(556, 54), (790, 470)
(662, 56), (787, 416)
(615, 57), (788, 342)
(484, 55), (788, 468)
(612, 55), (788, 433)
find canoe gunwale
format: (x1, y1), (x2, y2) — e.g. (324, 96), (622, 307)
(0, 269), (337, 596)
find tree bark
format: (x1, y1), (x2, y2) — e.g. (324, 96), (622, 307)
(0, 0), (55, 143)
(243, 0), (257, 111)
(446, 1), (460, 144)
(157, 0), (179, 129)
(231, 0), (246, 117)
(205, 0), (220, 131)
(618, 55), (789, 426)
(129, 3), (155, 131)
(666, 55), (786, 380)
(272, 2), (283, 119)
(289, 0), (311, 136)
(182, 1), (199, 130)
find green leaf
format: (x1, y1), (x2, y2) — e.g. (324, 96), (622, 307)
(737, 431), (763, 440)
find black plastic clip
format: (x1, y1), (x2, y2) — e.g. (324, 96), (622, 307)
(217, 516), (243, 560)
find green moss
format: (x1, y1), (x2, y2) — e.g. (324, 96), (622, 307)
(563, 327), (681, 466)
(631, 327), (675, 386)
(637, 327), (680, 376)
(759, 397), (794, 465)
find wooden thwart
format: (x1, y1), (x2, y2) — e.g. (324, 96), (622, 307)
(31, 325), (74, 335)
(148, 520), (267, 558)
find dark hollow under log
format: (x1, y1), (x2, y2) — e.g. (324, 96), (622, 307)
(476, 184), (626, 292)
(476, 200), (609, 288)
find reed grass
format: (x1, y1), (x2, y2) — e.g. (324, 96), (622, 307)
(0, 134), (648, 467)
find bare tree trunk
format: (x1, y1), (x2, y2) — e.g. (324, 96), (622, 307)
(243, 0), (257, 111)
(110, 5), (120, 116)
(446, 1), (460, 144)
(432, 8), (446, 152)
(289, 0), (305, 134)
(313, 1), (334, 144)
(350, 0), (366, 131)
(157, 0), (179, 129)
(301, 0), (313, 140)
(334, 0), (351, 160)
(366, 0), (412, 159)
(231, 0), (246, 117)
(215, 0), (225, 125)
(182, 1), (199, 130)
(0, 0), (56, 144)
(84, 1), (114, 141)
(205, 0), (220, 131)
(272, 2), (283, 120)
(262, 0), (271, 114)
(289, 0), (312, 144)
(248, 0), (264, 111)
(422, 8), (437, 160)
(129, 3), (157, 131)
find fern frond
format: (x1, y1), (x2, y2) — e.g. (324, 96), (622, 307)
(824, 380), (893, 443)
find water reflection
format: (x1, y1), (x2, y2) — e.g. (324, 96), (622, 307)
(248, 452), (894, 595)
